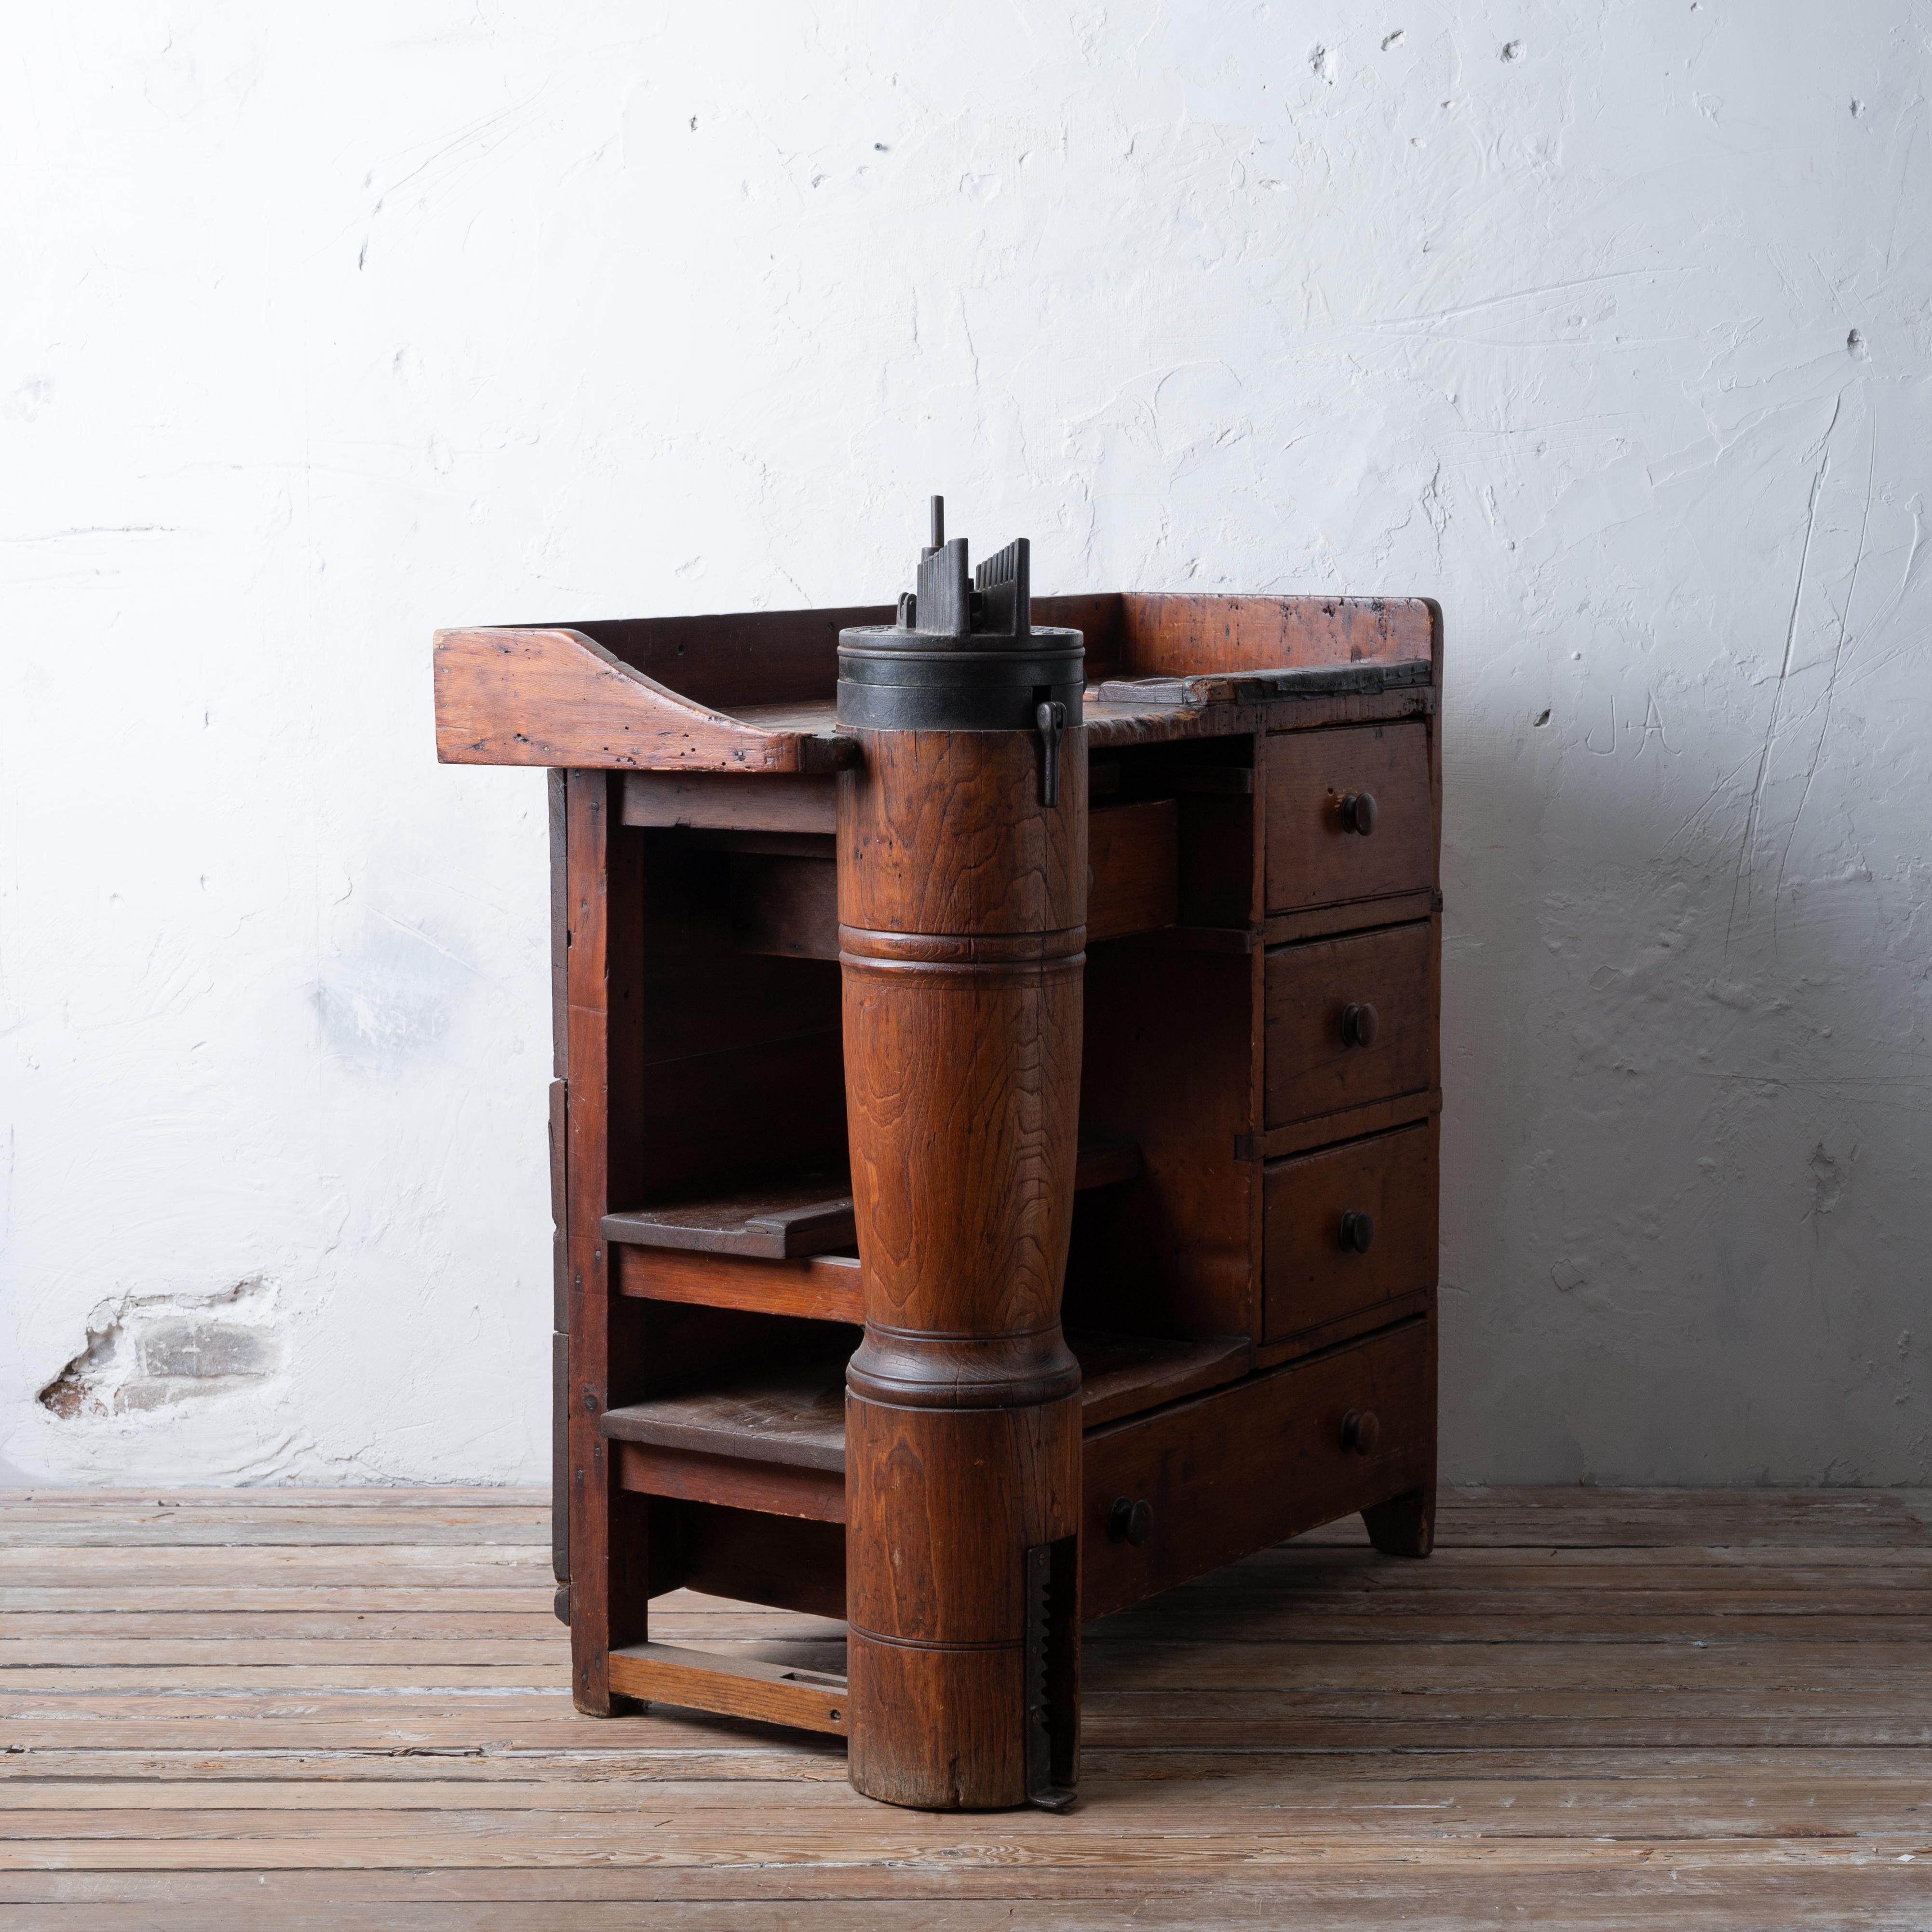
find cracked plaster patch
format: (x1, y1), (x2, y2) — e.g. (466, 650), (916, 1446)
(37, 1277), (284, 1419)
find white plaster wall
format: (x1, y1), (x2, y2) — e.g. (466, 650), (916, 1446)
(3, 2), (1928, 1486)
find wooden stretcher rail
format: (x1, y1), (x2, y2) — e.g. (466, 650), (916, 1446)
(613, 1440), (847, 1522)
(606, 1640), (849, 1735)
(614, 1244), (861, 1322)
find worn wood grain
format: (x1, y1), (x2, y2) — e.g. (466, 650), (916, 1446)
(606, 1640), (848, 1735)
(434, 589), (1452, 1813)
(621, 770), (839, 833)
(1083, 1323), (1432, 1619)
(614, 1245), (866, 1323)
(434, 628), (860, 773)
(3, 1480), (1930, 1932)
(838, 723), (1088, 1806)
(1263, 921), (1434, 1128)
(1120, 594), (1436, 679)
(1262, 719), (1434, 913)
(1086, 797), (1179, 942)
(1263, 1122), (1438, 1344)
(3, 1873), (1928, 1932)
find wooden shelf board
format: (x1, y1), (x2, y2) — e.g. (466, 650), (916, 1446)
(1074, 1328), (1252, 1429)
(1114, 923), (1258, 956)
(603, 1359), (848, 1472)
(603, 1142), (1143, 1264)
(1082, 695), (1258, 748)
(599, 1327), (1250, 1473)
(602, 1178), (856, 1262)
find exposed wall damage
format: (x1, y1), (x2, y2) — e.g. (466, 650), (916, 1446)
(37, 1278), (284, 1419)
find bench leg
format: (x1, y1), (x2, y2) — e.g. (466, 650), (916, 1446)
(1363, 1485), (1435, 1557)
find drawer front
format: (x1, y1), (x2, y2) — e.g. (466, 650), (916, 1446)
(1263, 1122), (1436, 1343)
(1264, 720), (1432, 912)
(1265, 921), (1432, 1127)
(1082, 1319), (1432, 1620)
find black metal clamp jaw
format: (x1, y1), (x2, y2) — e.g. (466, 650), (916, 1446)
(1035, 698), (1067, 808)
(837, 497), (1084, 807)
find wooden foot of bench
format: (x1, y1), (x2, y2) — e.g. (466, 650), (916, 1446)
(1363, 1486), (1435, 1558)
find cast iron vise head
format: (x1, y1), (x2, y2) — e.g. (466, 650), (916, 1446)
(836, 497), (1085, 751)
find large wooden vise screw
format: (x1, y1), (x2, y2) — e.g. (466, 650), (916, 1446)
(836, 498), (1086, 1810)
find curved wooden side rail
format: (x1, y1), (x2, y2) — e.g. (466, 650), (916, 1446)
(433, 625), (858, 773)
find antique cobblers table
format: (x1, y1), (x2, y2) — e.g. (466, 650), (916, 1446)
(432, 502), (1443, 1811)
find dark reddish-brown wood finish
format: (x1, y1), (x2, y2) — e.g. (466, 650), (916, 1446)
(435, 587), (1444, 1808)
(1082, 1319), (1432, 1619)
(1262, 1122), (1438, 1343)
(838, 727), (1088, 1810)
(1263, 719), (1434, 912)
(1120, 594), (1434, 678)
(436, 627), (858, 772)
(561, 771), (651, 1712)
(1263, 920), (1434, 1127)
(1085, 799), (1179, 941)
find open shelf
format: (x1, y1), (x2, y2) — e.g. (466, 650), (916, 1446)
(603, 1177), (856, 1262)
(1073, 1327), (1253, 1427)
(600, 1325), (1251, 1474)
(603, 1141), (1143, 1263)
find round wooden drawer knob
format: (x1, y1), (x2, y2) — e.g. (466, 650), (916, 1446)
(1340, 1409), (1380, 1456)
(1339, 1210), (1376, 1254)
(1108, 1496), (1154, 1546)
(1342, 1001), (1380, 1049)
(1340, 791), (1378, 836)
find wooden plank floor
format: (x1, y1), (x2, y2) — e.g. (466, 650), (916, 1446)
(2, 1488), (1929, 1930)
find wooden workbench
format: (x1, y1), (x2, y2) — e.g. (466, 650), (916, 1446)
(432, 587), (1445, 1808)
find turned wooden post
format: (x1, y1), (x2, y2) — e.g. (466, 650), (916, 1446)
(836, 504), (1087, 1809)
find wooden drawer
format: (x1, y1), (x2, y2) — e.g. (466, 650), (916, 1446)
(1087, 798), (1180, 941)
(1264, 720), (1432, 912)
(1264, 921), (1431, 1127)
(1263, 1122), (1436, 1343)
(1081, 1319), (1432, 1620)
